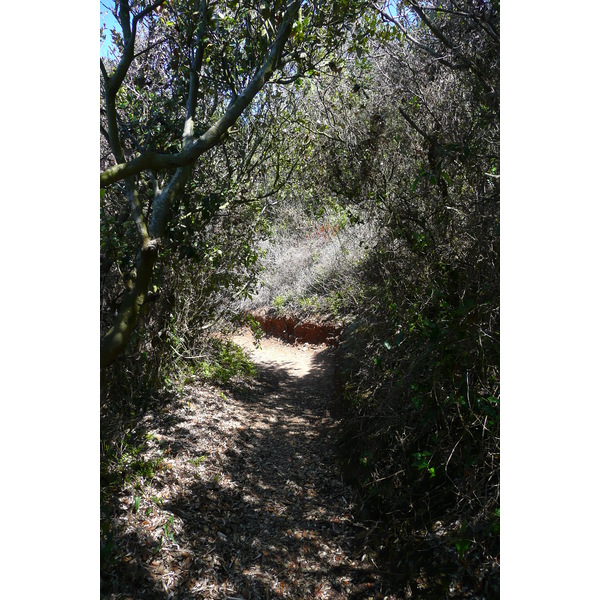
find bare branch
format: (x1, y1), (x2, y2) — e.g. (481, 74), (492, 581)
(119, 0), (132, 46)
(100, 58), (110, 83)
(183, 0), (209, 148)
(371, 1), (445, 62)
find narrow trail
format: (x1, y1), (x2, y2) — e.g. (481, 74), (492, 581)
(103, 330), (399, 599)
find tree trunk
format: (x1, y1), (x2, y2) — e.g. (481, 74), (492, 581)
(100, 240), (159, 369)
(100, 0), (302, 368)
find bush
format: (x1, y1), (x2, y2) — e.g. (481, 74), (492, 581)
(238, 195), (376, 320)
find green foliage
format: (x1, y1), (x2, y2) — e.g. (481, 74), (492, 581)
(192, 339), (257, 384)
(102, 1), (499, 593)
(101, 0), (374, 368)
(273, 294), (288, 312)
(297, 1), (501, 589)
(189, 455), (207, 467)
(455, 538), (471, 558)
(245, 314), (266, 345)
(100, 430), (168, 497)
(162, 516), (176, 543)
(412, 451), (436, 478)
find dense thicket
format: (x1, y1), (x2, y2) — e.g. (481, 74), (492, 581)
(100, 0), (376, 412)
(100, 0), (369, 371)
(101, 1), (499, 596)
(238, 1), (499, 593)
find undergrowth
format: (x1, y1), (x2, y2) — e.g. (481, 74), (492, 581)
(237, 197), (375, 322)
(100, 336), (257, 571)
(101, 337), (255, 492)
(179, 338), (258, 385)
(333, 236), (500, 596)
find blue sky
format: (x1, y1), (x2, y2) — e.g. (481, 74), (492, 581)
(100, 3), (120, 59)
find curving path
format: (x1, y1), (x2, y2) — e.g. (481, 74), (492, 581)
(102, 329), (398, 599)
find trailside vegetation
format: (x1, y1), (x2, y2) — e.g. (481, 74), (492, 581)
(101, 0), (368, 369)
(288, 2), (500, 593)
(101, 1), (499, 596)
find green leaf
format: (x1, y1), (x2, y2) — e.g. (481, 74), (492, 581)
(411, 450), (432, 470)
(455, 539), (471, 556)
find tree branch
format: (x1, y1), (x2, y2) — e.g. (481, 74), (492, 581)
(407, 1), (487, 83)
(132, 0), (167, 29)
(101, 0), (302, 367)
(119, 0), (132, 46)
(372, 1), (446, 62)
(396, 103), (440, 149)
(183, 0), (209, 147)
(105, 0), (166, 96)
(101, 0), (302, 189)
(148, 0), (209, 237)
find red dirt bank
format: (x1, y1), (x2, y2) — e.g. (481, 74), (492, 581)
(247, 308), (343, 346)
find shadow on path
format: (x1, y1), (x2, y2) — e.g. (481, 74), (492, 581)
(102, 338), (401, 599)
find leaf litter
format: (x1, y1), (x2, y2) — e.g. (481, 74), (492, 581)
(102, 329), (400, 599)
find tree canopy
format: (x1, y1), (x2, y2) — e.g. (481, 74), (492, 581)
(100, 0), (370, 367)
(101, 1), (499, 594)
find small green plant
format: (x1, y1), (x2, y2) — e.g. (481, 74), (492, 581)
(455, 538), (471, 557)
(455, 521), (472, 557)
(193, 339), (257, 384)
(325, 290), (344, 317)
(163, 516), (175, 542)
(273, 295), (288, 314)
(189, 455), (207, 467)
(412, 451), (436, 477)
(298, 294), (319, 311)
(101, 430), (167, 494)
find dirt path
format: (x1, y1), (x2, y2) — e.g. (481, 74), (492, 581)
(103, 330), (399, 599)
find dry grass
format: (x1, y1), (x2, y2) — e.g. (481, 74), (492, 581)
(238, 212), (376, 318)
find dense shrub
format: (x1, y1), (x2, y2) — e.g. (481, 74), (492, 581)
(238, 195), (376, 320)
(101, 1), (499, 594)
(265, 1), (501, 592)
